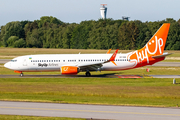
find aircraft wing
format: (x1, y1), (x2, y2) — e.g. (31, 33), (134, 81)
(78, 62), (103, 71)
(77, 49), (119, 71)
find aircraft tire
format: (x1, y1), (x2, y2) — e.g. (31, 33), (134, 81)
(20, 73), (23, 77)
(86, 72), (91, 77)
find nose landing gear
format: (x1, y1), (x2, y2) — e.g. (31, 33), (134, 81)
(20, 73), (24, 77)
(14, 71), (23, 77)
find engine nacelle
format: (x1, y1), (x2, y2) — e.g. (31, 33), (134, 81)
(61, 66), (79, 75)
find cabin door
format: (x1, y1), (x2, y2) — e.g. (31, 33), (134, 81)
(23, 57), (27, 66)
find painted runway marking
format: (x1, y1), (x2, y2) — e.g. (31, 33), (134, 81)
(1, 106), (180, 117)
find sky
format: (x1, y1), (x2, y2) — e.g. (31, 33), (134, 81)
(0, 0), (180, 26)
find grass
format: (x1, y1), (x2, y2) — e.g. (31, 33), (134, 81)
(0, 115), (85, 120)
(0, 48), (132, 57)
(0, 77), (180, 107)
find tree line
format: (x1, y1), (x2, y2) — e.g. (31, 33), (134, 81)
(0, 16), (180, 50)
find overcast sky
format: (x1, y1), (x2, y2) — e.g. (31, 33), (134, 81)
(0, 0), (180, 26)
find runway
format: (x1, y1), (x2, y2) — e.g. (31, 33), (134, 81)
(151, 62), (180, 67)
(150, 75), (180, 78)
(0, 59), (10, 64)
(0, 101), (179, 120)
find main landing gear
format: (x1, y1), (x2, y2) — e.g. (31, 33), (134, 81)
(85, 71), (91, 77)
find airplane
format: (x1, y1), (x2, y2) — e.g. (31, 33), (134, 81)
(4, 23), (171, 77)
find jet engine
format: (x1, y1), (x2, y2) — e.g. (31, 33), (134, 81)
(61, 66), (79, 75)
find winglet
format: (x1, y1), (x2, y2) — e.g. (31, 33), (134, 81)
(109, 49), (118, 61)
(106, 49), (111, 54)
(104, 49), (118, 66)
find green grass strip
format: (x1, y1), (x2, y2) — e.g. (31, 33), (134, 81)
(0, 78), (180, 107)
(0, 115), (85, 120)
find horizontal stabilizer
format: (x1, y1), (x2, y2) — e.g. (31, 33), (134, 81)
(106, 49), (111, 54)
(151, 53), (172, 59)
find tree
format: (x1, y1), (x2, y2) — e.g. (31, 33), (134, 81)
(14, 38), (26, 48)
(118, 22), (139, 50)
(0, 21), (29, 47)
(37, 16), (63, 28)
(70, 21), (91, 49)
(7, 36), (19, 47)
(26, 29), (42, 48)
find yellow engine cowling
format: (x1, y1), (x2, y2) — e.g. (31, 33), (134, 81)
(61, 66), (79, 75)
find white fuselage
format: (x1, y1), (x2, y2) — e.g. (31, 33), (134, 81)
(4, 53), (136, 72)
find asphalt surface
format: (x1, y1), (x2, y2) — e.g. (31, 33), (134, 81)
(0, 101), (180, 120)
(150, 75), (180, 78)
(0, 59), (10, 64)
(151, 62), (180, 67)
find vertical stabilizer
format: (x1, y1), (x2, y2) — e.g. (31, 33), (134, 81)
(128, 23), (170, 67)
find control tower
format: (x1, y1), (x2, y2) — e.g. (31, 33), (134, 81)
(100, 4), (107, 19)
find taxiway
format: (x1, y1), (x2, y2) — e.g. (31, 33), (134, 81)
(0, 101), (179, 120)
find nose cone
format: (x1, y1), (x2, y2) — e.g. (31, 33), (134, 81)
(4, 62), (10, 69)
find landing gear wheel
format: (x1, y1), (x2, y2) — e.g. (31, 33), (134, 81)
(20, 73), (23, 77)
(86, 72), (91, 77)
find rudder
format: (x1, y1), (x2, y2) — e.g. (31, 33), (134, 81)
(140, 23), (170, 56)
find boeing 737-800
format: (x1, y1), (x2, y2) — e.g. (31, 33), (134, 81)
(4, 23), (171, 77)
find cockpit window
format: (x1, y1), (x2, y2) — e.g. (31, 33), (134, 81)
(11, 60), (17, 62)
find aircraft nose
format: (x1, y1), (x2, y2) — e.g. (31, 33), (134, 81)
(4, 62), (10, 69)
